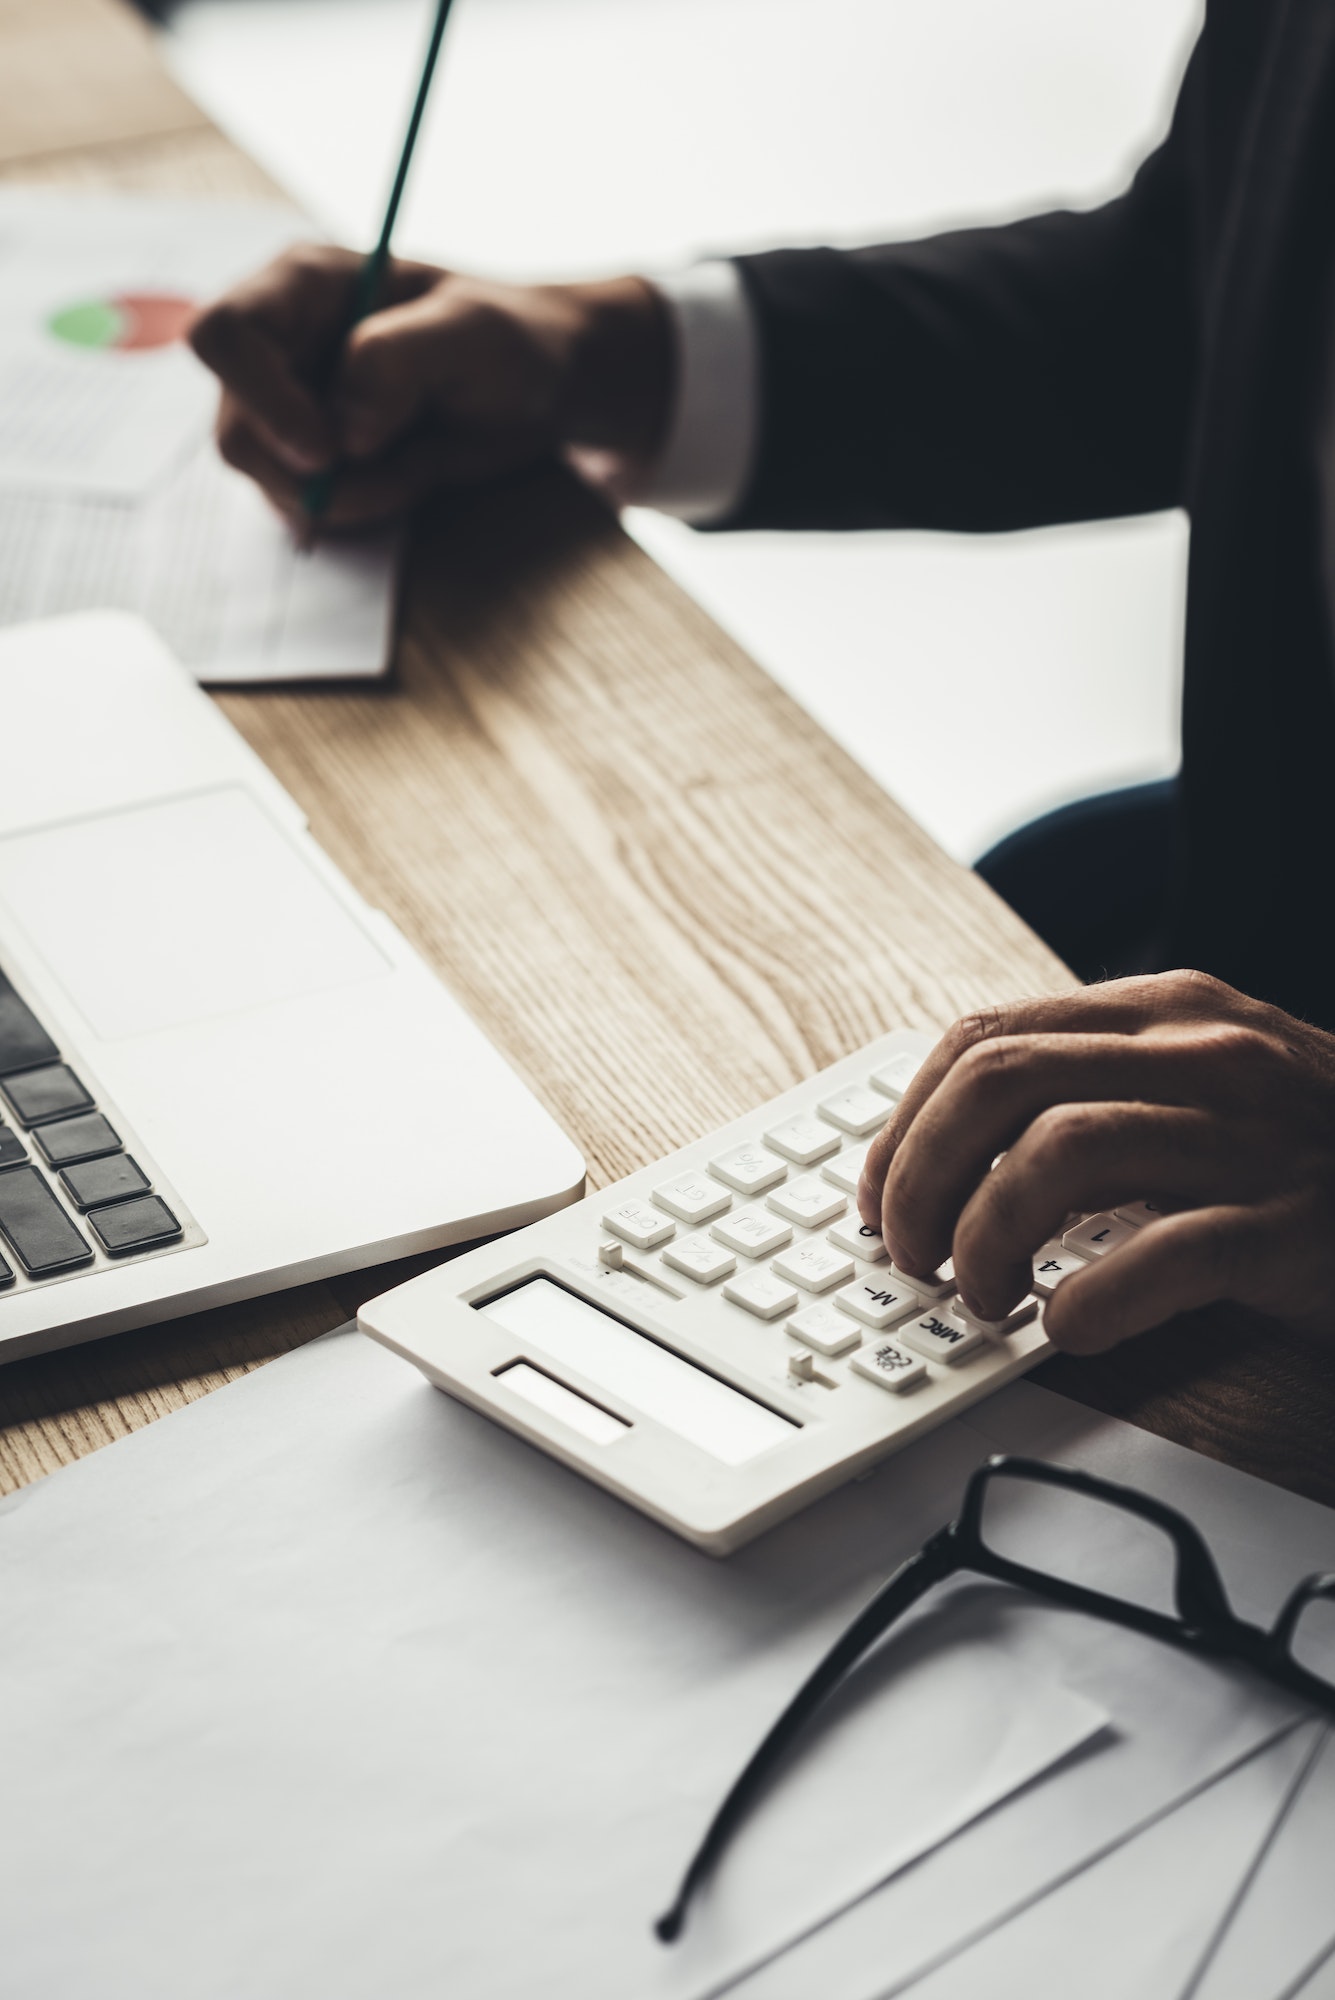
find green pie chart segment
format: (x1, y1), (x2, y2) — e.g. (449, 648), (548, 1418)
(48, 299), (129, 350)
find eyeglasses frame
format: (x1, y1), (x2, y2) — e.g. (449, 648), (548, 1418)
(655, 1453), (1335, 1943)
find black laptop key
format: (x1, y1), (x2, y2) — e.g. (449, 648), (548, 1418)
(60, 1154), (151, 1212)
(0, 1126), (26, 1169)
(89, 1195), (181, 1257)
(35, 1113), (121, 1167)
(4, 1064), (93, 1128)
(0, 1167), (93, 1275)
(0, 969), (59, 1078)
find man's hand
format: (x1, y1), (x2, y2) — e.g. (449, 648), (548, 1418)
(858, 971), (1335, 1353)
(188, 245), (673, 530)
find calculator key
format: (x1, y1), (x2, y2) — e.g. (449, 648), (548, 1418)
(763, 1116), (841, 1166)
(821, 1144), (870, 1193)
(653, 1173), (731, 1225)
(0, 1166), (93, 1275)
(34, 1113), (121, 1167)
(59, 1154), (152, 1212)
(771, 1243), (856, 1294)
(0, 969), (59, 1078)
(835, 1277), (922, 1330)
(766, 1176), (846, 1228)
(787, 1303), (862, 1356)
(952, 1294), (1039, 1338)
(850, 1340), (928, 1392)
(3, 1063), (93, 1128)
(601, 1199), (675, 1251)
(708, 1144), (788, 1195)
(661, 1235), (736, 1285)
(0, 1125), (27, 1169)
(898, 1308), (988, 1365)
(1032, 1243), (1089, 1295)
(1113, 1199), (1172, 1228)
(871, 1051), (921, 1100)
(827, 1216), (888, 1263)
(88, 1195), (182, 1257)
(711, 1207), (792, 1259)
(1063, 1214), (1135, 1259)
(817, 1086), (889, 1137)
(723, 1269), (800, 1321)
(890, 1257), (954, 1298)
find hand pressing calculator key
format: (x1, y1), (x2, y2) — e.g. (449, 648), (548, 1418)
(362, 1030), (1105, 1553)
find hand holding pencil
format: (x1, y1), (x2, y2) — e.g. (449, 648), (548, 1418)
(189, 249), (672, 531)
(188, 0), (671, 534)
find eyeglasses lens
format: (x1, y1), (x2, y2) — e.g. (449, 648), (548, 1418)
(1286, 1595), (1335, 1684)
(978, 1475), (1181, 1617)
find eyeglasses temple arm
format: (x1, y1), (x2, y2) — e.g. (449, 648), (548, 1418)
(655, 1529), (958, 1944)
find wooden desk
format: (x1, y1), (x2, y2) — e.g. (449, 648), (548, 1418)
(2, 0), (1332, 1511)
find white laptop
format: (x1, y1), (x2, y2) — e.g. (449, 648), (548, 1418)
(0, 611), (584, 1362)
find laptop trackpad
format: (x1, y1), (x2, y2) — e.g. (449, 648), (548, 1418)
(0, 788), (390, 1041)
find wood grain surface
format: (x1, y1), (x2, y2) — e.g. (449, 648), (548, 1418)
(2, 0), (1334, 1517)
(0, 0), (210, 168)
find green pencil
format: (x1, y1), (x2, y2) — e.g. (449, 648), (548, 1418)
(302, 0), (458, 523)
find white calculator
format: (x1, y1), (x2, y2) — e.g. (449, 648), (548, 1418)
(360, 1029), (1068, 1554)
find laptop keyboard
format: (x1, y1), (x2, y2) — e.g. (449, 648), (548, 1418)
(0, 964), (198, 1290)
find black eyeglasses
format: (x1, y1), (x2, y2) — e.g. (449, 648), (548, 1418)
(656, 1454), (1335, 1944)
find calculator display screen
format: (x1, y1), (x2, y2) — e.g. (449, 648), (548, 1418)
(480, 1278), (797, 1465)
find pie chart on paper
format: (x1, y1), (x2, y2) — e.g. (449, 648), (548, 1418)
(47, 291), (195, 353)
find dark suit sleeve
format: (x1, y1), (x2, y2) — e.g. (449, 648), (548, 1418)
(725, 77), (1198, 532)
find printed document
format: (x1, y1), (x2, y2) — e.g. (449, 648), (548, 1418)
(0, 191), (398, 682)
(0, 190), (300, 500)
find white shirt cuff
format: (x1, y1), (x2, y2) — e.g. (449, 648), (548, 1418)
(563, 262), (758, 523)
(638, 261), (758, 523)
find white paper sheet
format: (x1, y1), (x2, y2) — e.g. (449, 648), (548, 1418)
(0, 191), (304, 500)
(0, 1328), (1102, 2000)
(1, 1340), (1329, 1998)
(0, 447), (398, 683)
(727, 1386), (1335, 1999)
(1293, 1950), (1335, 2000)
(902, 1723), (1322, 2000)
(1190, 1724), (1335, 2000)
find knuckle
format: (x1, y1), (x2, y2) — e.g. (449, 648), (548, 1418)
(861, 1121), (896, 1180)
(1195, 1211), (1247, 1293)
(1024, 1101), (1102, 1174)
(958, 1171), (1022, 1260)
(284, 240), (341, 280)
(881, 1151), (926, 1230)
(344, 322), (397, 382)
(881, 1156), (940, 1261)
(1188, 1021), (1277, 1079)
(952, 1034), (1031, 1098)
(1160, 966), (1231, 1011)
(943, 1006), (1011, 1064)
